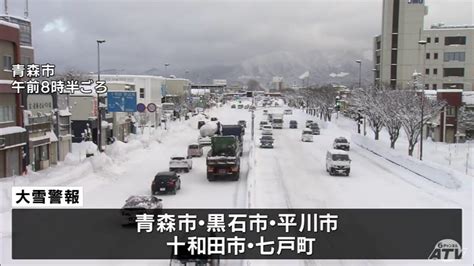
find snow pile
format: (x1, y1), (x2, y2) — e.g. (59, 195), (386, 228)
(352, 133), (462, 189)
(199, 122), (218, 137)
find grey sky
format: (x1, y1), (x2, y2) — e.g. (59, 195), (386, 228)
(4, 0), (473, 74)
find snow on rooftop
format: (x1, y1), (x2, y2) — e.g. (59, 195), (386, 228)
(20, 45), (34, 50)
(59, 109), (72, 116)
(328, 149), (349, 155)
(463, 91), (474, 105)
(0, 126), (26, 135)
(46, 131), (58, 142)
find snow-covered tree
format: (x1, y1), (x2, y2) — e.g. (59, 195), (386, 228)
(379, 89), (403, 148)
(350, 87), (384, 140)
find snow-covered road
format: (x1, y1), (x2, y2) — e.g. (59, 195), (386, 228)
(0, 103), (471, 266)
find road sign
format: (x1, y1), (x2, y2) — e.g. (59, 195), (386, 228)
(137, 103), (146, 113)
(107, 91), (137, 112)
(147, 103), (157, 113)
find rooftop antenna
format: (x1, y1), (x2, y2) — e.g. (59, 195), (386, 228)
(4, 0), (8, 15)
(24, 0), (29, 18)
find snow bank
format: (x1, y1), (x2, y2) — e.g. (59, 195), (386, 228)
(352, 133), (462, 189)
(199, 122), (218, 137)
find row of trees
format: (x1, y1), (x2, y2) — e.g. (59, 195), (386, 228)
(299, 86), (339, 122)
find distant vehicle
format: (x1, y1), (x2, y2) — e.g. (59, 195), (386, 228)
(249, 105), (256, 111)
(151, 171), (181, 195)
(231, 104), (236, 109)
(289, 120), (298, 129)
(237, 104), (244, 109)
(259, 121), (269, 130)
(263, 110), (268, 115)
(262, 125), (273, 135)
(305, 120), (313, 128)
(310, 123), (320, 135)
(210, 117), (218, 121)
(244, 104), (250, 109)
(326, 149), (351, 176)
(169, 156), (193, 172)
(238, 120), (247, 128)
(271, 113), (284, 129)
(284, 109), (293, 115)
(206, 136), (241, 181)
(198, 120), (206, 129)
(187, 143), (203, 157)
(333, 137), (350, 151)
(259, 135), (274, 148)
(121, 195), (163, 225)
(301, 129), (313, 142)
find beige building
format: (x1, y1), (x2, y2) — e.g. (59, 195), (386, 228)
(374, 0), (473, 91)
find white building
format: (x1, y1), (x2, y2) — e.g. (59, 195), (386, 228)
(374, 0), (473, 91)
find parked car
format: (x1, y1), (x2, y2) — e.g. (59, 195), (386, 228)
(263, 110), (268, 115)
(121, 195), (163, 225)
(260, 135), (274, 148)
(238, 104), (244, 109)
(244, 104), (250, 109)
(169, 156), (193, 172)
(301, 129), (313, 142)
(310, 123), (320, 135)
(262, 125), (273, 135)
(231, 104), (236, 109)
(284, 109), (293, 115)
(326, 149), (351, 176)
(198, 136), (212, 146)
(238, 120), (247, 128)
(305, 120), (313, 128)
(289, 120), (298, 129)
(187, 143), (203, 157)
(333, 137), (350, 151)
(259, 121), (269, 130)
(210, 117), (218, 121)
(151, 171), (181, 195)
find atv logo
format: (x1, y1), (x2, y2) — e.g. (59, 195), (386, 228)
(428, 239), (462, 260)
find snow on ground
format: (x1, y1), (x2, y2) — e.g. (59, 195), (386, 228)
(0, 102), (472, 266)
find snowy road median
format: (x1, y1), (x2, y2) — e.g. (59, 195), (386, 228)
(352, 133), (464, 189)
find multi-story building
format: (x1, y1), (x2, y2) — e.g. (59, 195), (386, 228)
(373, 0), (473, 91)
(0, 20), (28, 178)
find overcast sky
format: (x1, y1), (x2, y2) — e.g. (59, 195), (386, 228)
(4, 0), (473, 74)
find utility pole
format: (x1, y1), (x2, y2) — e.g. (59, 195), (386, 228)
(96, 40), (106, 152)
(356, 60), (366, 135)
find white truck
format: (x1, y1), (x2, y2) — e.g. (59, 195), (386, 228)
(271, 113), (284, 129)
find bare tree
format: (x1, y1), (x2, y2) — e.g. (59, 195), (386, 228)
(380, 89), (403, 148)
(350, 87), (384, 140)
(458, 106), (474, 136)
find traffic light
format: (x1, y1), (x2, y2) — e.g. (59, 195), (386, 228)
(335, 96), (341, 111)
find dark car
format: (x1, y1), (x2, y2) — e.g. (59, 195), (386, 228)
(310, 123), (320, 135)
(238, 120), (247, 128)
(259, 135), (274, 148)
(151, 171), (181, 195)
(231, 104), (236, 109)
(210, 117), (218, 121)
(289, 120), (298, 129)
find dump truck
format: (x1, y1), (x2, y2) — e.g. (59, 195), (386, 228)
(206, 136), (241, 181)
(221, 125), (243, 156)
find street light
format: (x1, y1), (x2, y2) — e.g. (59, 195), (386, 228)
(96, 39), (106, 152)
(164, 63), (170, 77)
(418, 40), (427, 161)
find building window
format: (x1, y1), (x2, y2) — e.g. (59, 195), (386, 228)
(3, 55), (12, 70)
(139, 88), (145, 99)
(435, 37), (439, 43)
(425, 84), (429, 90)
(21, 56), (31, 65)
(445, 36), (466, 46)
(425, 68), (430, 75)
(443, 83), (464, 90)
(427, 37), (431, 43)
(443, 68), (464, 77)
(426, 53), (430, 59)
(446, 106), (455, 117)
(433, 68), (438, 75)
(0, 105), (14, 123)
(434, 53), (438, 60)
(444, 52), (465, 62)
(391, 50), (398, 64)
(432, 84), (437, 90)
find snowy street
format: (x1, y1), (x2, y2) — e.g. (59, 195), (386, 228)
(1, 103), (472, 266)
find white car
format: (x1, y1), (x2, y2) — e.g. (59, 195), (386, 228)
(169, 156), (193, 173)
(301, 129), (313, 142)
(326, 149), (351, 176)
(121, 195), (163, 225)
(333, 137), (350, 151)
(262, 125), (273, 135)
